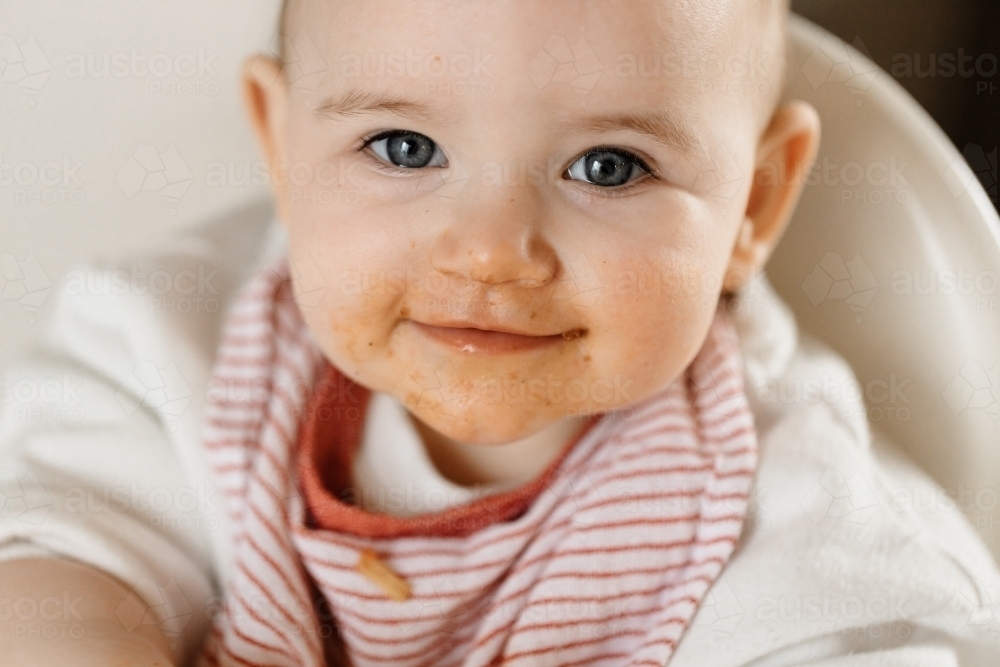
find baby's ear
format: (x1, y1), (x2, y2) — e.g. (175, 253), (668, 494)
(723, 100), (821, 292)
(241, 54), (291, 227)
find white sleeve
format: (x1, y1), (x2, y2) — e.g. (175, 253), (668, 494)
(0, 268), (220, 667)
(0, 207), (281, 667)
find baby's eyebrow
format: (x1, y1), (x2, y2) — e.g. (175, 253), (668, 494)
(316, 89), (703, 156)
(314, 88), (451, 125)
(561, 111), (703, 155)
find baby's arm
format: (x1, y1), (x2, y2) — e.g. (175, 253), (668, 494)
(0, 244), (262, 665)
(0, 214), (277, 665)
(0, 558), (173, 666)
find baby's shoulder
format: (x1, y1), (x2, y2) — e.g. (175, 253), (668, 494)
(36, 204), (281, 374)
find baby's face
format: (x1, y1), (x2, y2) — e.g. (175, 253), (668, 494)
(260, 0), (788, 444)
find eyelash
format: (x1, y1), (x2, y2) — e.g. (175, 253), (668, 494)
(572, 146), (658, 194)
(357, 129), (430, 176)
(356, 131), (658, 191)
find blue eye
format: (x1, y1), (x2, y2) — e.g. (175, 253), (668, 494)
(366, 131), (448, 169)
(566, 148), (651, 187)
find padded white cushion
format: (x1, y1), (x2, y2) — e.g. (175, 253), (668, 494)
(772, 16), (1000, 558)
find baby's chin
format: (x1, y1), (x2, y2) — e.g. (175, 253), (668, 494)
(400, 397), (586, 446)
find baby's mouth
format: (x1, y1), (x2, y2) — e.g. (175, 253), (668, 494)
(408, 320), (587, 355)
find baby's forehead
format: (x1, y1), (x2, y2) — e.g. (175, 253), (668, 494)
(279, 0), (784, 132)
(280, 0), (781, 62)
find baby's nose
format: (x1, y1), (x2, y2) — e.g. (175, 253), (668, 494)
(430, 189), (558, 287)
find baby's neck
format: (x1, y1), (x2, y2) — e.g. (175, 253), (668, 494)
(407, 413), (590, 488)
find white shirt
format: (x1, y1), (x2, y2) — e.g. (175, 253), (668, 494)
(1, 213), (998, 666)
(352, 391), (516, 517)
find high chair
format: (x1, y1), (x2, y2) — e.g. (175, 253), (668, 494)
(769, 15), (1000, 559)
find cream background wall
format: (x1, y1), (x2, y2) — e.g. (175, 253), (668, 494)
(1, 0), (281, 367)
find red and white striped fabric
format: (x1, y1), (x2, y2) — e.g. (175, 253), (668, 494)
(197, 253), (758, 667)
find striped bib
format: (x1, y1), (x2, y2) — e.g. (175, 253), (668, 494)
(197, 254), (757, 667)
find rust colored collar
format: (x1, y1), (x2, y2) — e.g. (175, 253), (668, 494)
(296, 360), (602, 539)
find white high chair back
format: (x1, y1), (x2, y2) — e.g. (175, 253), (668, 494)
(769, 16), (1000, 559)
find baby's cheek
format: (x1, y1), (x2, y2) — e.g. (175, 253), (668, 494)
(595, 260), (720, 394)
(318, 286), (400, 369)
(288, 255), (397, 374)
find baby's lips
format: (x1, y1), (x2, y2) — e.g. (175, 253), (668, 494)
(408, 320), (579, 354)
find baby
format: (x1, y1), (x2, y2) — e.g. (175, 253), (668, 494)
(247, 0), (812, 495)
(2, 0), (998, 666)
